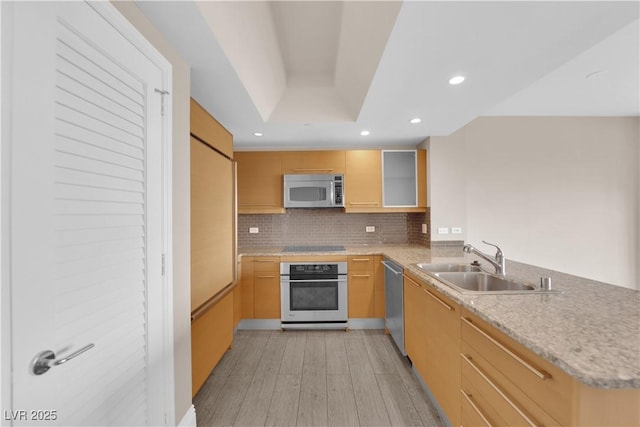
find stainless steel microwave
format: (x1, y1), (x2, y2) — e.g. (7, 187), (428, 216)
(283, 174), (344, 208)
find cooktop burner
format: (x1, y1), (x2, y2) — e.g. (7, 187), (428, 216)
(283, 245), (346, 253)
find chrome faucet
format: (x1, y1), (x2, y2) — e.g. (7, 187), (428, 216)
(463, 240), (506, 275)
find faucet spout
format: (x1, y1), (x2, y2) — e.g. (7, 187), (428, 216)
(463, 241), (506, 275)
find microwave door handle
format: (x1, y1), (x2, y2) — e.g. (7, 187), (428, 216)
(330, 181), (335, 206)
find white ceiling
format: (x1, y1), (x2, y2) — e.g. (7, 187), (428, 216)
(136, 1), (640, 151)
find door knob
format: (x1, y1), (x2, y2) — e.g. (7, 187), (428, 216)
(31, 343), (95, 375)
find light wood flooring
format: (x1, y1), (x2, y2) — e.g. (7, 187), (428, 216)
(194, 329), (444, 427)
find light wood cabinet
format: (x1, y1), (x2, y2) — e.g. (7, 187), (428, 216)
(403, 272), (460, 426)
(253, 257), (281, 319)
(373, 255), (385, 318)
(422, 284), (461, 427)
(189, 98), (235, 396)
(239, 257), (254, 318)
(345, 150), (382, 211)
(345, 149), (427, 213)
(235, 151), (284, 214)
(403, 273), (428, 376)
(348, 256), (375, 318)
(281, 150), (345, 174)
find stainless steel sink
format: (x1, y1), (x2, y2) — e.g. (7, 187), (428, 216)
(414, 263), (482, 273)
(433, 272), (536, 293)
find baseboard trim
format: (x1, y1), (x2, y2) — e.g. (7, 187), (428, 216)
(348, 318), (385, 329)
(178, 404), (196, 427)
(237, 319), (281, 330)
(236, 318), (386, 330)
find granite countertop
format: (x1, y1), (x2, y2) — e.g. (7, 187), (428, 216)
(238, 244), (640, 389)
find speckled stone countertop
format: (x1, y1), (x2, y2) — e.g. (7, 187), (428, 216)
(238, 244), (640, 389)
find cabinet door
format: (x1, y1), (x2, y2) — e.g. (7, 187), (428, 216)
(348, 273), (375, 318)
(282, 150), (346, 174)
(423, 287), (461, 427)
(382, 150), (417, 207)
(236, 151), (284, 214)
(254, 257), (281, 319)
(239, 257), (254, 318)
(191, 137), (234, 311)
(345, 150), (382, 211)
(403, 274), (427, 377)
(373, 255), (385, 318)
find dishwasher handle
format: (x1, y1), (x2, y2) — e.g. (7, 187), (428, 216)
(381, 260), (403, 276)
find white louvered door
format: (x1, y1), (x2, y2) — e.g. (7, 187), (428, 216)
(6, 2), (168, 426)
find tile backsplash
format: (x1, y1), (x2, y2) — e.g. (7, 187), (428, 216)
(238, 208), (430, 247)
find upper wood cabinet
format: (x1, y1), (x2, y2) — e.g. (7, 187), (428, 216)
(281, 150), (346, 174)
(190, 98), (233, 158)
(344, 150), (382, 211)
(235, 151), (284, 214)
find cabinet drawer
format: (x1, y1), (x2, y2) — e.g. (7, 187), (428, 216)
(348, 256), (374, 272)
(253, 256), (280, 273)
(461, 309), (571, 425)
(460, 381), (503, 427)
(254, 275), (280, 319)
(348, 273), (374, 318)
(462, 352), (544, 427)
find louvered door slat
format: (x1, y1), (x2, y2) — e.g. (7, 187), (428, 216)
(55, 150), (144, 182)
(57, 105), (144, 148)
(56, 120), (144, 159)
(56, 168), (144, 193)
(55, 249), (144, 279)
(56, 29), (144, 102)
(56, 88), (144, 137)
(56, 135), (144, 170)
(55, 214), (144, 230)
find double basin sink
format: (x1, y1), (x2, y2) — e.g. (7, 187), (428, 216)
(414, 263), (545, 294)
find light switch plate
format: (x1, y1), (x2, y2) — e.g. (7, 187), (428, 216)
(437, 227), (449, 234)
(366, 226), (375, 233)
(249, 227), (259, 234)
(421, 224), (427, 234)
(451, 227), (462, 234)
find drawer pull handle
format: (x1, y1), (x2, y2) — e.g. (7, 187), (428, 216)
(348, 202), (379, 206)
(461, 390), (493, 427)
(403, 274), (421, 289)
(351, 258), (371, 262)
(255, 260), (277, 263)
(256, 275), (276, 279)
(240, 203), (278, 206)
(351, 274), (371, 278)
(462, 317), (551, 381)
(292, 168), (333, 172)
(423, 288), (453, 311)
(461, 354), (538, 427)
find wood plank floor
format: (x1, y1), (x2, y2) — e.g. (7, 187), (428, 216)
(194, 330), (444, 427)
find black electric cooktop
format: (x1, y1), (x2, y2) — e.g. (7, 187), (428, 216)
(282, 245), (346, 253)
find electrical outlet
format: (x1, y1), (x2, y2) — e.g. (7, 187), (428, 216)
(437, 227), (449, 234)
(451, 227), (462, 234)
(249, 227), (259, 234)
(421, 224), (427, 234)
(366, 226), (375, 233)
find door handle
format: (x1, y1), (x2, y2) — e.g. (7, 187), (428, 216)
(31, 343), (95, 375)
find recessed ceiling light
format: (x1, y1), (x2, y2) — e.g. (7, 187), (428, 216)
(253, 132), (263, 137)
(360, 130), (370, 136)
(410, 118), (421, 124)
(449, 75), (465, 85)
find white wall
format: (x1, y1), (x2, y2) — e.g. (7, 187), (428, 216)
(426, 133), (468, 242)
(429, 116), (639, 290)
(111, 2), (192, 424)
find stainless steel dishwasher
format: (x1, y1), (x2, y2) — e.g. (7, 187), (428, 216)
(382, 259), (405, 355)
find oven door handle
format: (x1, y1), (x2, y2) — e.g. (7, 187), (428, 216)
(280, 278), (347, 284)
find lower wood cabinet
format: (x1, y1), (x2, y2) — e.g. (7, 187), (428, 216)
(404, 272), (461, 426)
(239, 256), (281, 319)
(460, 308), (640, 427)
(348, 255), (385, 318)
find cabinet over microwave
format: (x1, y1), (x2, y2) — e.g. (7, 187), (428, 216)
(284, 174), (344, 208)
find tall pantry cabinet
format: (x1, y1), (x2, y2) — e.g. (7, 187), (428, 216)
(189, 99), (236, 396)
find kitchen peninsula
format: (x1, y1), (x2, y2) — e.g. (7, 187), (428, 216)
(238, 244), (640, 426)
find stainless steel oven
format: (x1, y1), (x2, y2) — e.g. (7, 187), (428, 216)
(280, 262), (348, 329)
